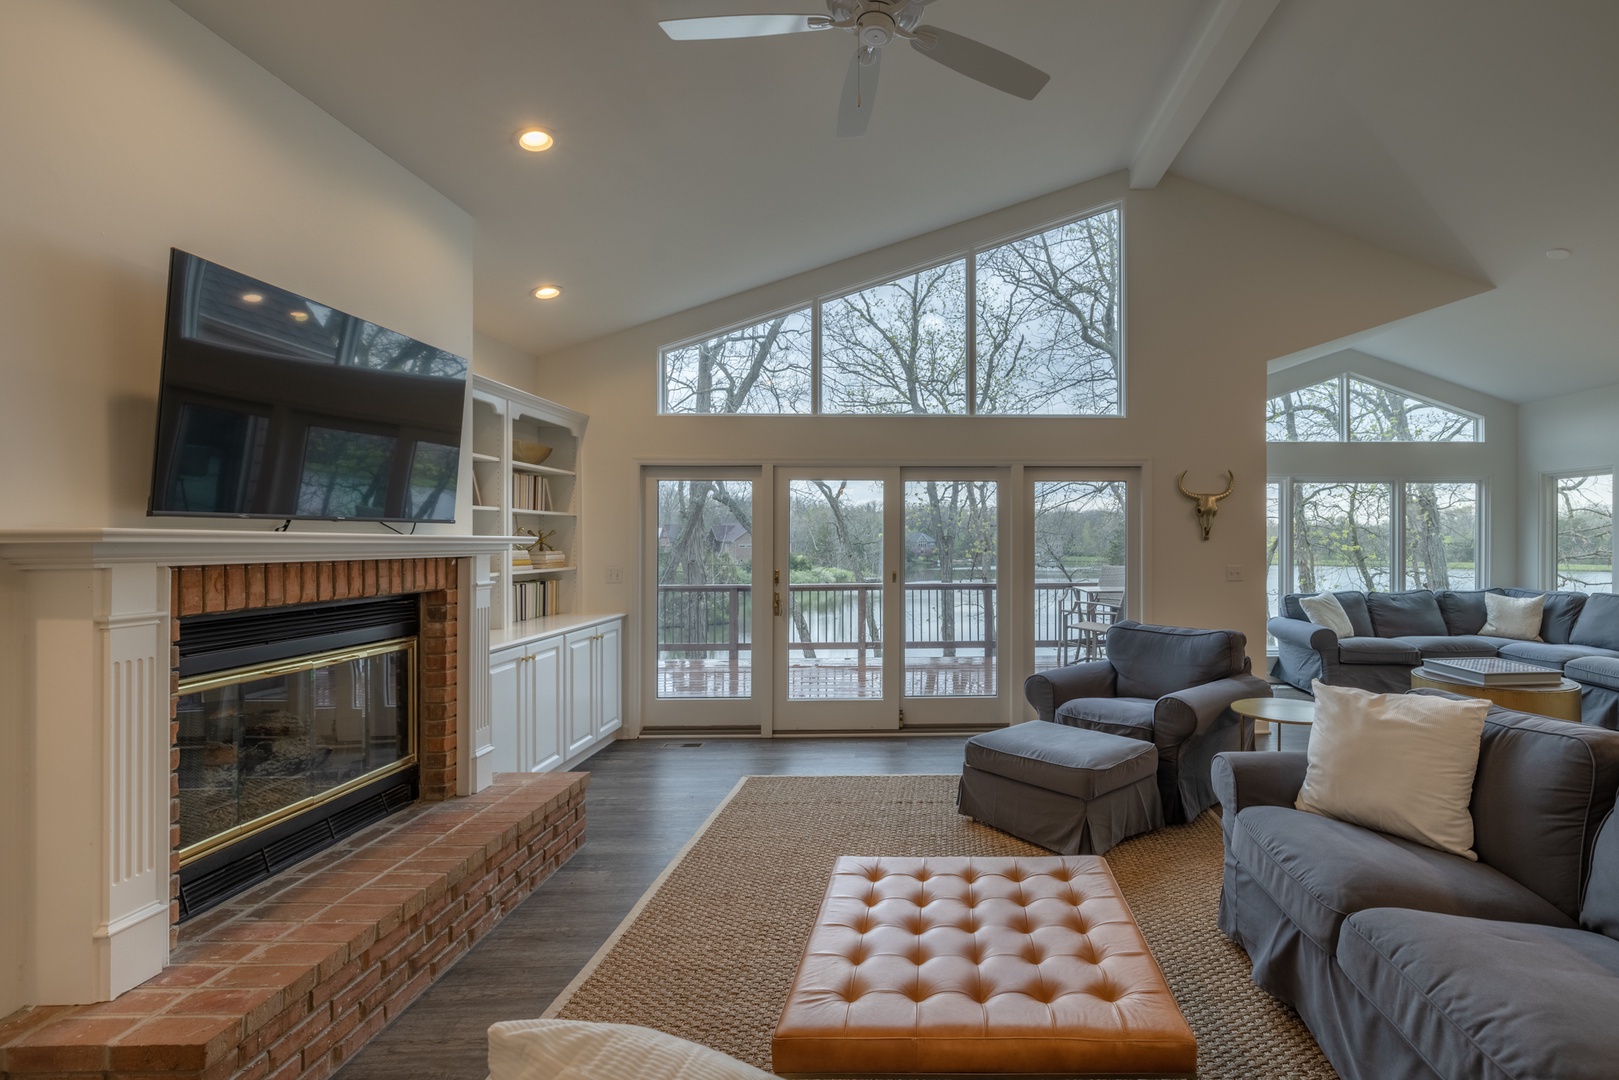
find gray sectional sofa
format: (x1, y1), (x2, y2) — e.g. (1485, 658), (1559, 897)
(1269, 587), (1619, 727)
(1215, 696), (1619, 1080)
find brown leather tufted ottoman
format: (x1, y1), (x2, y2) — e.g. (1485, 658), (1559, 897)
(772, 856), (1196, 1078)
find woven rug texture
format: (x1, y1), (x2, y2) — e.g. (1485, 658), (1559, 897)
(549, 774), (1337, 1079)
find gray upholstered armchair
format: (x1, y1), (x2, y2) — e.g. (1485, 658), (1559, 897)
(1024, 621), (1269, 824)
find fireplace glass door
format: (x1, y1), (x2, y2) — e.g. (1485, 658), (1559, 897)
(177, 638), (416, 858)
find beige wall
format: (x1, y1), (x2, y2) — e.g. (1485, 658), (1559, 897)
(0, 0), (474, 1015)
(0, 0), (473, 532)
(529, 172), (1487, 734)
(1519, 380), (1619, 587)
(474, 332), (541, 393)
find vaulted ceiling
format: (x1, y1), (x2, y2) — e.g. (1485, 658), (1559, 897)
(170, 0), (1619, 404)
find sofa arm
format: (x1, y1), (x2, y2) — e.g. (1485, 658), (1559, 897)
(1268, 616), (1336, 653)
(1212, 751), (1307, 824)
(1023, 661), (1116, 723)
(1154, 673), (1272, 743)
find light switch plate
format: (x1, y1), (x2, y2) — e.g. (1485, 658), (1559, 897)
(1225, 565), (1243, 582)
(605, 567), (624, 584)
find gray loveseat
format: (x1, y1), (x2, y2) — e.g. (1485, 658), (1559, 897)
(1215, 695), (1619, 1080)
(1269, 587), (1619, 727)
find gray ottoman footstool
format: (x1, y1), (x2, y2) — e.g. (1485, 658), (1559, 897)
(958, 722), (1163, 855)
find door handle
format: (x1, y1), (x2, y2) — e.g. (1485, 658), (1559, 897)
(773, 591), (781, 616)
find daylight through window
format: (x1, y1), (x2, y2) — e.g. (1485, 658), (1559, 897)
(1267, 375), (1479, 443)
(660, 206), (1123, 416)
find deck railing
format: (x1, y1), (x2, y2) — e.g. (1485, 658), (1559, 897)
(657, 581), (1095, 660)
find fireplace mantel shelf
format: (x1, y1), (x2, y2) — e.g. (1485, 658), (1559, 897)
(0, 527), (525, 568)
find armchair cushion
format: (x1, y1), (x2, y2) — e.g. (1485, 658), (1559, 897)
(1054, 697), (1155, 740)
(1366, 589), (1448, 637)
(1106, 621), (1247, 700)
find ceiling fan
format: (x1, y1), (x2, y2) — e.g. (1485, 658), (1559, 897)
(659, 1), (1050, 137)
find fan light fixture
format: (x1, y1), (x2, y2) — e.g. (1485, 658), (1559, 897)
(516, 128), (554, 152)
(532, 285), (562, 300)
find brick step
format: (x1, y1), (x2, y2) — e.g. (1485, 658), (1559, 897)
(0, 772), (588, 1080)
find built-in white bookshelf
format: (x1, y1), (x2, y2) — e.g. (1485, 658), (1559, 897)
(470, 374), (587, 630)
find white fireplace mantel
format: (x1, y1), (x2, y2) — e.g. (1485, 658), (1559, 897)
(0, 528), (510, 1006)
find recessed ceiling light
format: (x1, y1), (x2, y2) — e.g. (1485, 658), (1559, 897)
(241, 292), (263, 303)
(1547, 248), (1572, 260)
(532, 285), (562, 300)
(516, 128), (554, 152)
(289, 311), (310, 322)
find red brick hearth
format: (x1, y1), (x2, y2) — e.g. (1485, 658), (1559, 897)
(0, 772), (587, 1080)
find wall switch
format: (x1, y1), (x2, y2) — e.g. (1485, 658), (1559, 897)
(605, 567), (624, 584)
(1225, 565), (1243, 582)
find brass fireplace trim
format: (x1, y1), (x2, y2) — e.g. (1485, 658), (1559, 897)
(177, 636), (418, 865)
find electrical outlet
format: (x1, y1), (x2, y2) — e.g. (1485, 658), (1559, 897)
(1225, 565), (1243, 582)
(605, 567), (624, 584)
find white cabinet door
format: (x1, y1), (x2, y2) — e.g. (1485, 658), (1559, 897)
(488, 648), (522, 775)
(565, 627), (596, 757)
(528, 635), (566, 772)
(595, 620), (622, 739)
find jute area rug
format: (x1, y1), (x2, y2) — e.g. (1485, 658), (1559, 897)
(545, 774), (1336, 1079)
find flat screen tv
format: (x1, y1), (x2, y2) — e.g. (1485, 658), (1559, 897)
(149, 250), (468, 523)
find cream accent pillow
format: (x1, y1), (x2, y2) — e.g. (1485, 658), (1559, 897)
(1298, 591), (1355, 638)
(1480, 592), (1544, 641)
(489, 1020), (780, 1080)
(1296, 682), (1490, 860)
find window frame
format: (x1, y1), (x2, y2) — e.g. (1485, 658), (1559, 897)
(656, 200), (1127, 418)
(1266, 373), (1484, 444)
(1544, 468), (1615, 593)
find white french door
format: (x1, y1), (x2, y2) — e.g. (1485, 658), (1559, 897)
(773, 469), (902, 732)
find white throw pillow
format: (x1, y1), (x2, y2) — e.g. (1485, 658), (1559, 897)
(1296, 682), (1490, 860)
(1480, 592), (1544, 641)
(489, 1020), (780, 1080)
(1298, 591), (1355, 638)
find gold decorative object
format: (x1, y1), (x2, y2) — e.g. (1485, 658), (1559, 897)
(1177, 470), (1235, 542)
(512, 439), (553, 465)
(515, 526), (557, 553)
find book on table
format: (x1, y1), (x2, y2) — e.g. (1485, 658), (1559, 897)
(1422, 656), (1563, 686)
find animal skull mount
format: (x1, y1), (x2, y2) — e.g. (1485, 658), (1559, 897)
(1177, 470), (1235, 542)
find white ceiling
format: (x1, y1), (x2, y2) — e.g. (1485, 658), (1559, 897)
(169, 0), (1619, 404)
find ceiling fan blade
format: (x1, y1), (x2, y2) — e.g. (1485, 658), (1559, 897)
(837, 50), (882, 138)
(909, 25), (1050, 100)
(659, 14), (826, 41)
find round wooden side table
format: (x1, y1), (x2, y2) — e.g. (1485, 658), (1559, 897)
(1410, 667), (1582, 722)
(1230, 697), (1316, 750)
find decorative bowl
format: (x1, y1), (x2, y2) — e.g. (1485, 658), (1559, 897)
(512, 440), (553, 465)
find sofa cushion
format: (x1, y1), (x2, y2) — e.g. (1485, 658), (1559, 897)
(1230, 805), (1574, 956)
(1105, 621), (1245, 700)
(1496, 640), (1619, 669)
(1436, 589), (1489, 635)
(1481, 592), (1545, 640)
(964, 722), (1158, 801)
(1298, 592), (1354, 637)
(1462, 703), (1619, 919)
(1053, 696), (1155, 741)
(1572, 592), (1619, 652)
(1283, 591), (1374, 638)
(1337, 637), (1421, 665)
(1493, 587), (1588, 643)
(1568, 656), (1619, 693)
(1401, 635), (1501, 659)
(1583, 811), (1619, 940)
(1339, 909), (1619, 1080)
(1366, 589), (1448, 637)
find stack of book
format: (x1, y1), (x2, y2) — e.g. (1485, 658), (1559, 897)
(1422, 657), (1562, 686)
(531, 549), (567, 567)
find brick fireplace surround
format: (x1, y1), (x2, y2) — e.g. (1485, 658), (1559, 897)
(0, 545), (588, 1080)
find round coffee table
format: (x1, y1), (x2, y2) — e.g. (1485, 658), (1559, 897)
(1410, 667), (1582, 722)
(1231, 697), (1315, 750)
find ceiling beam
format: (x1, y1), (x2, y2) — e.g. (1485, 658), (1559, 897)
(1128, 0), (1281, 190)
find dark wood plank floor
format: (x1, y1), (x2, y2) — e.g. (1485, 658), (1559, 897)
(333, 735), (973, 1080)
(334, 711), (1306, 1080)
